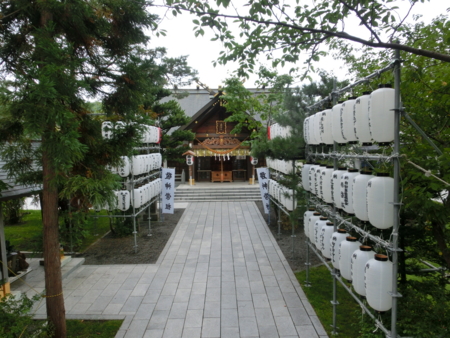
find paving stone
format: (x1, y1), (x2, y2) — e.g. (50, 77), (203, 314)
(239, 316), (259, 337)
(185, 309), (203, 328)
(202, 317), (220, 337)
(182, 327), (201, 338)
(162, 318), (184, 338)
(204, 301), (220, 318)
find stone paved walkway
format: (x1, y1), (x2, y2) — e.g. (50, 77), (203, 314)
(13, 201), (327, 338)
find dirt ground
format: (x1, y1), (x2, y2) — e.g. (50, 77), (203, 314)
(81, 202), (321, 272)
(80, 209), (184, 265)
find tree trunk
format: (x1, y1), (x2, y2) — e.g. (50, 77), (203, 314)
(40, 5), (66, 336)
(42, 147), (66, 338)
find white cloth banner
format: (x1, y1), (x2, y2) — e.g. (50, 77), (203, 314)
(256, 167), (270, 214)
(161, 168), (175, 214)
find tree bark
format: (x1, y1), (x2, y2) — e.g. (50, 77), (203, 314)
(40, 4), (66, 337)
(42, 145), (66, 338)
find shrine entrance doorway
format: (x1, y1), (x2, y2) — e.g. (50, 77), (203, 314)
(195, 156), (249, 183)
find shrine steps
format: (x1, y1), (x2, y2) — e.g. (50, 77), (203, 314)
(174, 186), (261, 202)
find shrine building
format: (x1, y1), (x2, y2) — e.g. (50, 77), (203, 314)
(164, 87), (265, 183)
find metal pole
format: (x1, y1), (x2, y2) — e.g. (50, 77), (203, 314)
(147, 201), (152, 237)
(331, 79), (339, 335)
(391, 49), (402, 338)
(304, 190), (311, 287)
(291, 159), (296, 256)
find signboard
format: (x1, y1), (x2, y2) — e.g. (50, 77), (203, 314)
(256, 167), (270, 214)
(161, 168), (175, 214)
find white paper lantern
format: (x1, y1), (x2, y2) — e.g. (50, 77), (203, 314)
(308, 165), (319, 195)
(315, 165), (326, 196)
(314, 217), (328, 249)
(116, 190), (130, 211)
(331, 168), (347, 210)
(303, 208), (316, 239)
(301, 163), (313, 191)
(339, 236), (361, 280)
(155, 153), (162, 169)
(319, 109), (333, 146)
(353, 171), (374, 222)
(320, 222), (335, 259)
(331, 101), (346, 144)
(101, 121), (113, 139)
(367, 173), (394, 229)
(308, 114), (320, 145)
(307, 212), (322, 241)
(313, 112), (323, 144)
(118, 156), (131, 177)
(354, 92), (372, 145)
(368, 84), (395, 144)
(365, 254), (393, 312)
(132, 188), (142, 208)
(320, 166), (334, 204)
(341, 97), (358, 143)
(340, 169), (359, 214)
(331, 229), (348, 269)
(303, 117), (311, 144)
(351, 245), (375, 296)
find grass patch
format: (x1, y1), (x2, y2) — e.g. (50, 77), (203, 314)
(296, 264), (384, 338)
(4, 210), (111, 253)
(66, 319), (123, 338)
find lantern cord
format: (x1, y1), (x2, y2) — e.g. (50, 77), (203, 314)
(405, 159), (450, 186)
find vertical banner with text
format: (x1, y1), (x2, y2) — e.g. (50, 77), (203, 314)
(161, 168), (175, 214)
(256, 167), (270, 214)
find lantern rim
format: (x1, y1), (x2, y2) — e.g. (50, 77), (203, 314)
(374, 254), (389, 261)
(360, 245), (373, 251)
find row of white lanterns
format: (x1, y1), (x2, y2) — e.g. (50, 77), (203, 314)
(266, 158), (295, 175)
(268, 123), (292, 139)
(108, 154), (162, 177)
(302, 163), (394, 229)
(268, 179), (297, 211)
(101, 178), (163, 211)
(304, 84), (395, 146)
(304, 209), (393, 312)
(102, 121), (161, 143)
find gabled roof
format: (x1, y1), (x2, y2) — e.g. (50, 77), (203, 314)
(0, 141), (42, 201)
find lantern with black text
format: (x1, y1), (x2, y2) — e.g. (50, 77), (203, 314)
(320, 222), (334, 259)
(314, 217), (328, 249)
(331, 101), (346, 144)
(341, 169), (359, 214)
(331, 229), (347, 269)
(353, 171), (374, 222)
(301, 163), (313, 191)
(251, 157), (258, 165)
(331, 168), (347, 210)
(186, 155), (194, 166)
(341, 97), (358, 143)
(339, 236), (361, 280)
(319, 109), (333, 146)
(303, 208), (316, 239)
(307, 212), (322, 242)
(351, 245), (375, 296)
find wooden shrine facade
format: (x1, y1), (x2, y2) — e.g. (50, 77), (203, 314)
(170, 92), (254, 183)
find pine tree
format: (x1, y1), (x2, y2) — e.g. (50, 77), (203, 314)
(0, 1), (196, 336)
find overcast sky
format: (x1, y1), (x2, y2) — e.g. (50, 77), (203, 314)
(148, 1), (449, 89)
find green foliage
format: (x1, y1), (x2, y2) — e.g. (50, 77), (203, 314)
(296, 265), (385, 338)
(0, 294), (51, 338)
(164, 0), (449, 79)
(2, 199), (25, 225)
(65, 320), (123, 338)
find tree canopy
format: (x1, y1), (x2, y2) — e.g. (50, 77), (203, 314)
(0, 1), (196, 336)
(163, 0), (449, 77)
